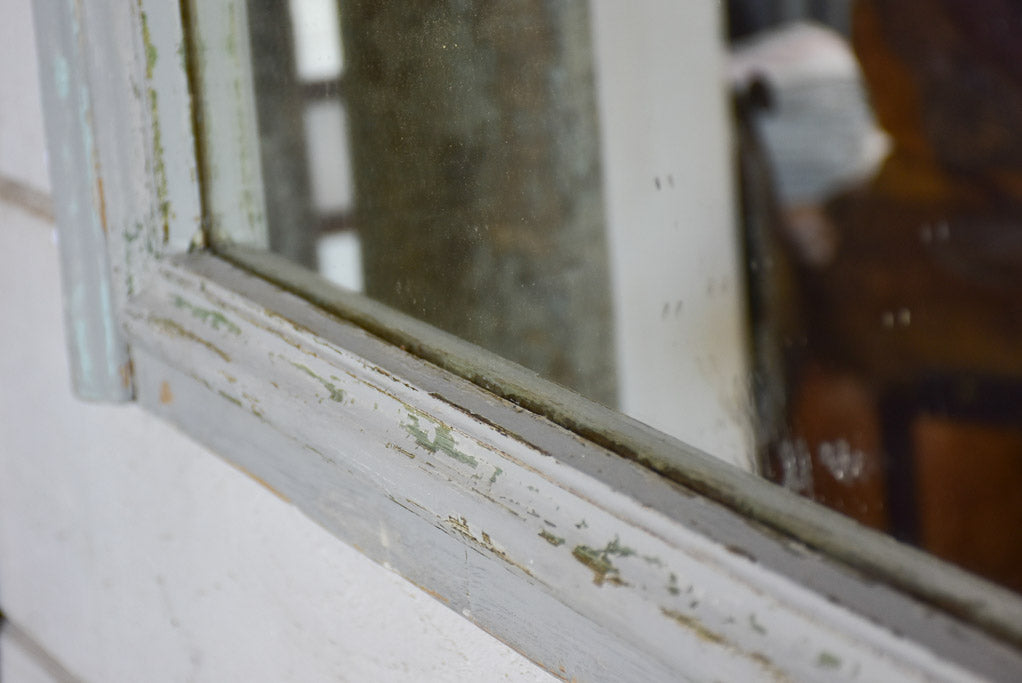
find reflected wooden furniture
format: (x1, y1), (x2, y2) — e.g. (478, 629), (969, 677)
(769, 0), (1022, 592)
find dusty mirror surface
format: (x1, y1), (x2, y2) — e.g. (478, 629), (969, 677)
(191, 0), (754, 469)
(188, 0), (1022, 595)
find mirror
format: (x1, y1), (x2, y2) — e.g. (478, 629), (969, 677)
(188, 0), (1022, 595)
(193, 0), (754, 469)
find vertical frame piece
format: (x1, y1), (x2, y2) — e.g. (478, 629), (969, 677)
(137, 0), (206, 256)
(33, 0), (132, 401)
(184, 0), (270, 249)
(33, 0), (204, 400)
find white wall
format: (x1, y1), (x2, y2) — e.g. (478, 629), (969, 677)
(592, 2), (754, 470)
(0, 2), (552, 681)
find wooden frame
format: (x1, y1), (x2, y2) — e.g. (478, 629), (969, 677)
(34, 1), (1022, 680)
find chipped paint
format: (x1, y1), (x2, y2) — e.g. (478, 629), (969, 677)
(661, 608), (726, 645)
(488, 466), (503, 484)
(172, 295), (242, 334)
(403, 412), (478, 468)
(817, 652), (842, 669)
(449, 515), (472, 536)
(750, 653), (791, 682)
(123, 222), (142, 295)
(113, 247), (1022, 680)
(659, 615), (799, 683)
(148, 316), (231, 362)
(572, 545), (624, 587)
(303, 445), (334, 464)
(539, 530), (565, 547)
(447, 516), (534, 577)
(605, 537), (635, 558)
(159, 380), (173, 404)
(217, 390), (243, 408)
(147, 86), (170, 242)
(139, 9), (158, 78)
(119, 360), (134, 390)
(176, 39), (187, 72)
(136, 2), (172, 244)
(124, 222), (143, 243)
(95, 174), (108, 234)
(386, 442), (417, 459)
(290, 361), (345, 402)
(571, 538), (635, 587)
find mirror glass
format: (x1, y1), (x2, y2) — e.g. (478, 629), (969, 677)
(189, 0), (1022, 594)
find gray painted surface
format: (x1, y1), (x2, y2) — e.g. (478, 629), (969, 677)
(0, 194), (552, 683)
(123, 251), (1022, 681)
(32, 0), (132, 401)
(29, 0), (1022, 680)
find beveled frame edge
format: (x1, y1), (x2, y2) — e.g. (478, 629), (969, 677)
(35, 0), (1022, 680)
(217, 245), (1022, 649)
(124, 251), (1019, 681)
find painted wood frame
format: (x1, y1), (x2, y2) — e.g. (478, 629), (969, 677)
(33, 1), (1022, 680)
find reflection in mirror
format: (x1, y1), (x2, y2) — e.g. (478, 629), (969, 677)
(190, 0), (1022, 595)
(196, 0), (753, 471)
(734, 0), (1022, 593)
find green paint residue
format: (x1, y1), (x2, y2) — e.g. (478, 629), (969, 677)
(489, 467), (503, 484)
(660, 608), (726, 646)
(148, 87), (169, 242)
(140, 5), (169, 243)
(572, 539), (632, 587)
(403, 413), (478, 468)
(149, 317), (231, 362)
(603, 537), (635, 558)
(123, 222), (145, 294)
(124, 222), (143, 243)
(305, 445), (332, 464)
(749, 614), (767, 635)
(290, 362), (345, 403)
(140, 10), (158, 78)
(217, 390), (243, 408)
(667, 573), (681, 596)
(571, 537), (635, 587)
(817, 652), (841, 669)
(572, 545), (615, 585)
(223, 1), (266, 239)
(173, 296), (242, 335)
(539, 530), (565, 547)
